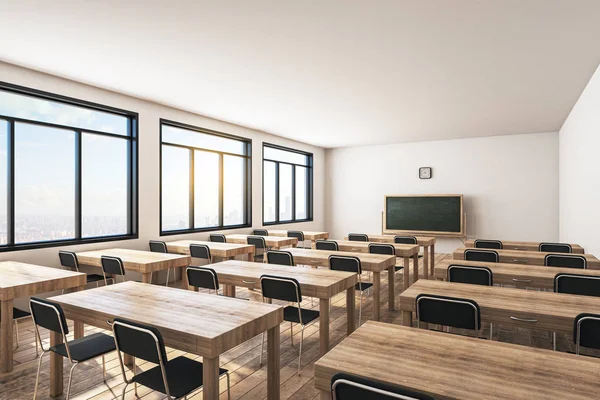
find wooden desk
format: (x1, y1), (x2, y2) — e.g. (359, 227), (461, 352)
(465, 239), (585, 254)
(225, 234), (298, 249)
(314, 321), (600, 400)
(76, 248), (191, 284)
(453, 247), (600, 269)
(435, 259), (600, 290)
(49, 282), (283, 399)
(268, 230), (329, 241)
(165, 239), (255, 261)
(0, 262), (86, 372)
(285, 248), (396, 321)
(202, 260), (358, 355)
(313, 240), (420, 285)
(398, 280), (600, 336)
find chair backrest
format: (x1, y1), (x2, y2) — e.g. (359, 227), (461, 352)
(58, 250), (80, 272)
(368, 243), (395, 256)
(287, 230), (304, 242)
(186, 267), (219, 291)
(101, 255), (126, 276)
(329, 255), (361, 275)
(29, 297), (69, 335)
(474, 239), (503, 250)
(544, 254), (587, 269)
(189, 244), (211, 261)
(464, 249), (499, 263)
(316, 240), (339, 251)
(554, 273), (600, 297)
(149, 240), (167, 253)
(348, 233), (369, 242)
(540, 242), (572, 253)
(266, 250), (294, 266)
(574, 313), (600, 351)
(394, 236), (417, 245)
(332, 373), (435, 400)
(253, 229), (269, 236)
(416, 294), (481, 330)
(447, 265), (493, 286)
(112, 317), (168, 364)
(209, 234), (226, 243)
(248, 235), (267, 250)
(261, 274), (302, 303)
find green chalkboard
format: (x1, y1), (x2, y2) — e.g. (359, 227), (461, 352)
(384, 195), (464, 236)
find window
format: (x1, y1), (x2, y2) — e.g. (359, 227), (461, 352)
(160, 120), (251, 234)
(0, 82), (138, 250)
(263, 143), (313, 225)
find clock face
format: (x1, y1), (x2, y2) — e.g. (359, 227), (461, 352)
(419, 167), (432, 179)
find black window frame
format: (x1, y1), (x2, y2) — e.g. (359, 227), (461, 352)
(0, 81), (139, 252)
(159, 119), (252, 235)
(262, 143), (313, 225)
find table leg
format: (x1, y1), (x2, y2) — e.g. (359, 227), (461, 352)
(423, 246), (429, 279)
(402, 310), (413, 327)
(430, 244), (435, 277)
(73, 286), (85, 339)
(141, 272), (152, 284)
(0, 300), (13, 372)
(388, 266), (395, 311)
(346, 287), (356, 334)
(319, 298), (330, 355)
(403, 257), (410, 291)
(413, 254), (419, 283)
(267, 325), (281, 400)
(203, 355), (220, 399)
(49, 330), (63, 396)
(373, 271), (381, 321)
(248, 248), (255, 261)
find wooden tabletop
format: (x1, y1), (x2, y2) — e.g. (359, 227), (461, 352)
(75, 248), (191, 273)
(314, 321), (600, 400)
(350, 234), (436, 246)
(453, 247), (600, 269)
(465, 239), (585, 254)
(314, 240), (419, 258)
(399, 280), (600, 334)
(435, 259), (600, 290)
(208, 260), (357, 299)
(225, 234), (298, 249)
(285, 247), (396, 272)
(166, 240), (255, 258)
(268, 230), (329, 241)
(0, 261), (86, 301)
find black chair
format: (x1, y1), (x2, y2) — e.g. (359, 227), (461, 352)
(331, 372), (435, 400)
(59, 250), (107, 289)
(186, 267), (219, 294)
(149, 240), (174, 287)
(474, 239), (503, 250)
(189, 243), (212, 264)
(288, 230), (306, 248)
(544, 254), (587, 269)
(253, 229), (269, 236)
(369, 243), (403, 273)
(248, 235), (270, 261)
(112, 317), (230, 399)
(260, 275), (319, 375)
(209, 234), (226, 243)
(348, 233), (369, 242)
(573, 313), (600, 356)
(100, 255), (127, 285)
(31, 297), (115, 400)
(316, 240), (339, 251)
(394, 236), (423, 259)
(540, 242), (572, 253)
(329, 255), (373, 325)
(266, 250), (295, 266)
(464, 249), (499, 263)
(416, 294), (481, 337)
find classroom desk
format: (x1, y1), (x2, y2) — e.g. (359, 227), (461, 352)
(312, 240), (421, 285)
(49, 282), (283, 399)
(75, 248), (191, 284)
(398, 280), (600, 336)
(268, 230), (329, 241)
(225, 234), (298, 249)
(0, 262), (86, 373)
(314, 321), (600, 400)
(465, 239), (585, 254)
(453, 247), (600, 269)
(198, 260), (358, 355)
(165, 239), (255, 261)
(351, 234), (437, 278)
(285, 248), (396, 321)
(435, 259), (600, 290)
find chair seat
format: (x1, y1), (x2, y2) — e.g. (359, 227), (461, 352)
(356, 282), (373, 292)
(283, 306), (320, 325)
(50, 332), (116, 362)
(0, 307), (31, 321)
(133, 356), (228, 398)
(86, 274), (105, 283)
(395, 265), (404, 272)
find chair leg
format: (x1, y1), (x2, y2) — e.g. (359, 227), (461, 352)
(14, 320), (19, 348)
(359, 290), (363, 326)
(34, 329), (39, 357)
(298, 325), (304, 376)
(32, 350), (46, 400)
(66, 362), (79, 400)
(102, 355), (106, 382)
(290, 322), (294, 347)
(259, 332), (265, 366)
(553, 332), (557, 351)
(225, 372), (231, 400)
(165, 268), (170, 287)
(121, 382), (129, 400)
(489, 323), (493, 340)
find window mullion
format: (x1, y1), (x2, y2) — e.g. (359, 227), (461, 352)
(291, 165), (296, 222)
(189, 149), (195, 230)
(219, 153), (224, 227)
(7, 120), (14, 245)
(75, 130), (82, 239)
(275, 162), (280, 223)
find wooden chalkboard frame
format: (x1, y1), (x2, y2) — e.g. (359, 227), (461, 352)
(382, 194), (465, 237)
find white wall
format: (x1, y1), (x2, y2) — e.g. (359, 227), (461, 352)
(559, 64), (600, 255)
(325, 132), (559, 253)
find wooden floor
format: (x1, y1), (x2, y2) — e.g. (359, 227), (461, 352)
(0, 253), (582, 399)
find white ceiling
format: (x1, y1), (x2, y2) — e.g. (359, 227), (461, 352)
(1, 0), (600, 148)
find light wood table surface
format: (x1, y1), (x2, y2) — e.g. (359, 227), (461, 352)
(284, 248), (396, 321)
(268, 230), (329, 241)
(49, 282), (283, 399)
(198, 260), (358, 355)
(0, 261), (86, 372)
(75, 248), (191, 285)
(453, 247), (600, 269)
(435, 259), (600, 290)
(465, 239), (585, 254)
(225, 234), (298, 249)
(314, 321), (600, 400)
(165, 239), (255, 261)
(398, 279), (600, 335)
